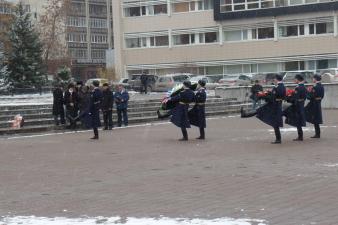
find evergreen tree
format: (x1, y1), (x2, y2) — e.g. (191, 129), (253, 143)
(7, 3), (46, 88)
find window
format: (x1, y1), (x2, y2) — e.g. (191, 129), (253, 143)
(172, 0), (214, 13)
(308, 22), (334, 35)
(92, 50), (105, 59)
(126, 35), (169, 48)
(150, 36), (169, 47)
(174, 34), (193, 45)
(90, 18), (107, 29)
(289, 0), (303, 5)
(124, 4), (167, 17)
(91, 35), (107, 43)
(252, 27), (274, 39)
(224, 30), (248, 41)
(203, 32), (218, 43)
(67, 17), (86, 27)
(126, 37), (146, 48)
(67, 33), (87, 43)
(279, 25), (304, 37)
(153, 4), (167, 15)
(69, 48), (87, 59)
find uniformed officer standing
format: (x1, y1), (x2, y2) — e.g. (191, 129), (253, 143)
(170, 81), (195, 141)
(90, 80), (103, 140)
(188, 80), (207, 140)
(305, 74), (324, 138)
(114, 84), (129, 127)
(256, 74), (286, 144)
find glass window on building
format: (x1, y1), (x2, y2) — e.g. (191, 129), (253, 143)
(173, 2), (190, 12)
(284, 61), (304, 71)
(204, 32), (218, 43)
(275, 0), (288, 7)
(126, 38), (141, 48)
(258, 63), (278, 72)
(206, 66), (223, 74)
(279, 25), (304, 37)
(261, 0), (274, 8)
(317, 60), (329, 69)
(253, 27), (274, 39)
(309, 22), (334, 35)
(289, 0), (303, 5)
(173, 34), (194, 45)
(150, 36), (169, 47)
(153, 4), (167, 15)
(225, 30), (242, 41)
(226, 65), (242, 74)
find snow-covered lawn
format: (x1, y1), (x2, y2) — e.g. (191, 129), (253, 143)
(0, 216), (267, 225)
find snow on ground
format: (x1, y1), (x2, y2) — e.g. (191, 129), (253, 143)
(0, 216), (267, 225)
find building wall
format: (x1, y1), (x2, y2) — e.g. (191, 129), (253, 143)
(113, 0), (338, 78)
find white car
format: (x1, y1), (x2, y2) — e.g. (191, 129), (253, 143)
(189, 75), (223, 90)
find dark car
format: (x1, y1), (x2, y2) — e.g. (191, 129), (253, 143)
(128, 74), (158, 92)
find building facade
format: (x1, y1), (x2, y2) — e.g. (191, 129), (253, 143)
(67, 0), (113, 80)
(0, 0), (15, 63)
(112, 0), (338, 78)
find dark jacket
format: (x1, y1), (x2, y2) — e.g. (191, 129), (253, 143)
(188, 88), (207, 128)
(170, 88), (195, 128)
(256, 82), (286, 128)
(102, 89), (114, 111)
(250, 84), (263, 100)
(140, 74), (148, 84)
(78, 90), (91, 112)
(284, 83), (307, 127)
(89, 88), (103, 128)
(64, 90), (79, 111)
(114, 90), (129, 110)
(52, 88), (64, 115)
(305, 82), (324, 124)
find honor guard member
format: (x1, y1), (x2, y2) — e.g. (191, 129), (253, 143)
(64, 83), (79, 129)
(170, 81), (195, 141)
(305, 74), (324, 138)
(256, 74), (286, 144)
(89, 80), (103, 140)
(188, 80), (207, 139)
(292, 74), (307, 141)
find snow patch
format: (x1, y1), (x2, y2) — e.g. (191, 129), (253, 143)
(0, 216), (267, 225)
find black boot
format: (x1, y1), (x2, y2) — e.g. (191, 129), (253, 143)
(197, 128), (205, 140)
(294, 126), (303, 141)
(91, 128), (99, 140)
(180, 128), (188, 141)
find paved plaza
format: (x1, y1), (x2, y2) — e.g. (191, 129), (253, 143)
(1, 110), (338, 225)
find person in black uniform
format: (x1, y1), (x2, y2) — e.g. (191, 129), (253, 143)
(140, 72), (148, 94)
(305, 74), (324, 138)
(188, 80), (207, 139)
(89, 80), (103, 140)
(170, 80), (195, 141)
(250, 80), (263, 109)
(52, 84), (65, 126)
(64, 83), (79, 129)
(284, 74), (307, 141)
(256, 74), (286, 144)
(102, 83), (114, 130)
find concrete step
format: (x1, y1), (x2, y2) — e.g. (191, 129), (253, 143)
(0, 103), (249, 126)
(0, 108), (242, 135)
(0, 100), (243, 117)
(0, 97), (235, 111)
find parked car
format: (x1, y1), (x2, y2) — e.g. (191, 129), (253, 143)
(128, 74), (158, 92)
(251, 73), (283, 85)
(316, 68), (338, 83)
(85, 78), (109, 87)
(153, 73), (191, 92)
(111, 78), (130, 90)
(189, 75), (223, 89)
(218, 74), (252, 86)
(282, 71), (315, 84)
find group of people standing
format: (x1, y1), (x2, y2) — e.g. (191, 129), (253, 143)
(168, 80), (207, 141)
(242, 74), (324, 144)
(52, 81), (130, 140)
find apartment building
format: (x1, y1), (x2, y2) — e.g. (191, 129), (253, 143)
(0, 0), (15, 63)
(66, 0), (113, 80)
(112, 0), (338, 78)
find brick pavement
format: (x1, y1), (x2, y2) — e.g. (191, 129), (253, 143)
(0, 110), (338, 225)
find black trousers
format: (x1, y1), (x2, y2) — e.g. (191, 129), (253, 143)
(54, 110), (65, 125)
(93, 127), (98, 137)
(181, 128), (188, 140)
(103, 110), (113, 128)
(274, 126), (281, 141)
(141, 83), (148, 94)
(67, 108), (78, 129)
(297, 126), (303, 139)
(314, 123), (320, 137)
(199, 127), (205, 138)
(117, 109), (128, 126)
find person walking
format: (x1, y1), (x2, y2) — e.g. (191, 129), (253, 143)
(64, 83), (79, 129)
(170, 81), (195, 141)
(284, 74), (307, 141)
(188, 80), (207, 139)
(52, 84), (65, 126)
(256, 74), (286, 144)
(102, 83), (114, 130)
(140, 72), (148, 94)
(250, 80), (263, 109)
(89, 80), (103, 140)
(114, 84), (129, 127)
(305, 74), (324, 138)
